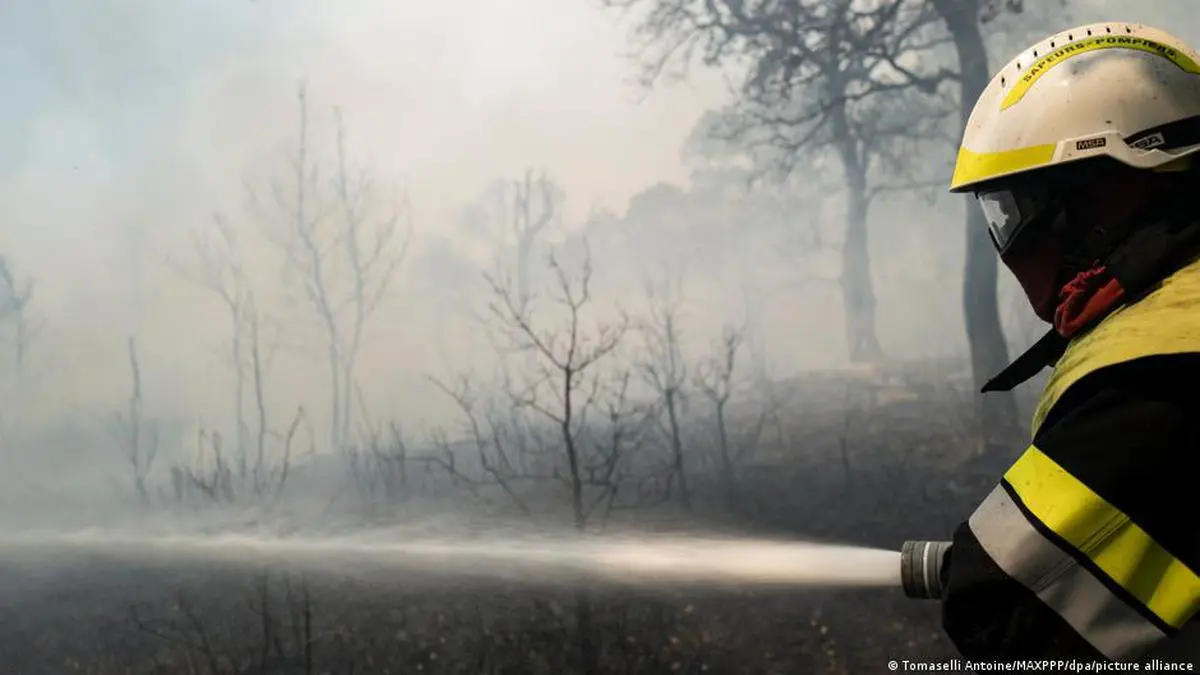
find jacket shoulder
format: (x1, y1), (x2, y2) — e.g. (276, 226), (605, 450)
(1034, 257), (1200, 434)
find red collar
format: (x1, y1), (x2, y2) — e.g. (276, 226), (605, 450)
(1053, 265), (1126, 338)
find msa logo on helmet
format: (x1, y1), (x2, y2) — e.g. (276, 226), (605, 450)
(1128, 132), (1166, 150)
(1075, 137), (1107, 151)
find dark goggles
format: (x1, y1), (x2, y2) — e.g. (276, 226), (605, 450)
(975, 184), (1064, 255)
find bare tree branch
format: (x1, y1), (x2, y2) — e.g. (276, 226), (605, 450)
(486, 242), (629, 531)
(637, 264), (692, 511)
(254, 83), (413, 453)
(694, 323), (745, 510)
(0, 255), (38, 372)
(109, 336), (158, 505)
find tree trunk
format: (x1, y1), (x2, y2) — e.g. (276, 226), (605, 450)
(715, 399), (736, 512)
(327, 342), (342, 452)
(831, 98), (883, 363)
(934, 0), (1022, 451)
(231, 315), (247, 474)
(665, 388), (691, 512)
(840, 160), (884, 363)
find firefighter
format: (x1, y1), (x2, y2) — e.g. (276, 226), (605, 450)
(939, 22), (1200, 661)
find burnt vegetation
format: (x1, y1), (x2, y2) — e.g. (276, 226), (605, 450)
(0, 1), (1072, 673)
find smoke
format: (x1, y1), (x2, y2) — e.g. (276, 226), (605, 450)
(0, 0), (1195, 504)
(0, 0), (733, 489)
(1, 6), (1198, 671)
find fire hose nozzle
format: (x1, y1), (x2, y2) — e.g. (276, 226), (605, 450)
(900, 540), (951, 600)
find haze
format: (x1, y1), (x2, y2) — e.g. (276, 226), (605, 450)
(2, 1), (1198, 672)
(0, 0), (1188, 520)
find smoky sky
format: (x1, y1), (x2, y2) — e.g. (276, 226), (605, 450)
(0, 0), (1195, 493)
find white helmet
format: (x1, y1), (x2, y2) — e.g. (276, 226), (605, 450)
(950, 23), (1200, 252)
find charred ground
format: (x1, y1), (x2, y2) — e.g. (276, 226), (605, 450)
(0, 360), (1037, 675)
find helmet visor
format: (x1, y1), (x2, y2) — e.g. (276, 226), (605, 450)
(976, 186), (1059, 255)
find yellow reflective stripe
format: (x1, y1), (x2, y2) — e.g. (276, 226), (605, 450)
(949, 143), (1056, 190)
(1002, 35), (1200, 110)
(1005, 446), (1200, 628)
(969, 485), (1166, 659)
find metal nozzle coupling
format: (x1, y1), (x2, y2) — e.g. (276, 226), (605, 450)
(900, 540), (951, 600)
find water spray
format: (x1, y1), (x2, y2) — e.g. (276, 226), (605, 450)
(0, 527), (952, 601)
(0, 527), (911, 590)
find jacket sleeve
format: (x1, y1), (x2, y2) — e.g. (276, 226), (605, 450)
(940, 355), (1200, 661)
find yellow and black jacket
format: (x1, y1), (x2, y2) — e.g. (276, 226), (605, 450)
(942, 253), (1200, 661)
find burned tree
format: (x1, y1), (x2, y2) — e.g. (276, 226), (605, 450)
(425, 374), (541, 516)
(0, 255), (35, 372)
(495, 169), (562, 453)
(505, 169), (559, 312)
(487, 242), (630, 531)
(611, 0), (954, 363)
(694, 324), (745, 512)
(0, 255), (36, 452)
(256, 85), (413, 453)
(464, 168), (561, 312)
(637, 266), (692, 511)
(931, 0), (1035, 449)
(172, 214), (281, 492)
(110, 336), (158, 505)
(604, 0), (1039, 445)
(171, 213), (313, 504)
(486, 242), (629, 675)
